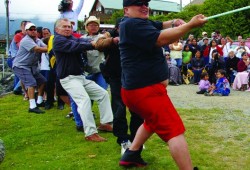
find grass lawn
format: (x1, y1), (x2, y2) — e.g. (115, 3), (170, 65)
(0, 94), (249, 169)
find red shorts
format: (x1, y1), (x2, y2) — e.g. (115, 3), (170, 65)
(121, 83), (185, 142)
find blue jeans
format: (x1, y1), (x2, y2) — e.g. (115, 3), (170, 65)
(69, 96), (83, 127)
(175, 58), (182, 68)
(193, 69), (202, 83)
(86, 72), (108, 90)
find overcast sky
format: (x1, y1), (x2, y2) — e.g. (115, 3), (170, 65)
(0, 0), (190, 22)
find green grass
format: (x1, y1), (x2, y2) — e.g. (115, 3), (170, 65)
(0, 94), (249, 170)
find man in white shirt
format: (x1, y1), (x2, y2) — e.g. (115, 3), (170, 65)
(234, 39), (250, 58)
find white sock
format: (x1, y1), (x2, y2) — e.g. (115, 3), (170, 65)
(29, 99), (36, 109)
(37, 96), (43, 104)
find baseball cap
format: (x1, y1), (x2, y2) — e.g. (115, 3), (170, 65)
(123, 0), (150, 7)
(25, 23), (36, 30)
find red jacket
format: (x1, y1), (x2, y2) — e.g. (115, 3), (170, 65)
(203, 45), (223, 57)
(237, 60), (247, 72)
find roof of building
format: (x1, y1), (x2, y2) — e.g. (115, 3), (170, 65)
(97, 0), (180, 12)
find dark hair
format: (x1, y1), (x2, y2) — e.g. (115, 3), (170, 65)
(209, 39), (217, 46)
(241, 52), (247, 57)
(15, 30), (22, 35)
(58, 0), (71, 13)
(42, 27), (51, 33)
(183, 44), (189, 51)
(217, 69), (226, 76)
(212, 49), (219, 60)
(200, 72), (208, 79)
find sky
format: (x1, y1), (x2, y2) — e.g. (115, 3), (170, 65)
(0, 0), (190, 22)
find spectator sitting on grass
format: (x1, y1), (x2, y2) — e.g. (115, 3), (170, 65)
(205, 69), (230, 96)
(196, 72), (211, 94)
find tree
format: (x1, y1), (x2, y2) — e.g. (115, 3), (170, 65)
(104, 0), (250, 39)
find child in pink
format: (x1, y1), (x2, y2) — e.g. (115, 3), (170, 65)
(196, 72), (211, 94)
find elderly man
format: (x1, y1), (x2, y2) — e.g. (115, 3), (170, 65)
(53, 18), (113, 142)
(13, 23), (48, 114)
(118, 0), (207, 169)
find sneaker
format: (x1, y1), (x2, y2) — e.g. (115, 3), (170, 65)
(28, 107), (45, 114)
(119, 149), (147, 167)
(66, 112), (73, 118)
(121, 140), (132, 155)
(37, 102), (45, 107)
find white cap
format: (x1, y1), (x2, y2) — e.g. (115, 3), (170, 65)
(202, 32), (207, 36)
(25, 23), (36, 30)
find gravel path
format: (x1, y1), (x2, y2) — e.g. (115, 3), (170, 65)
(167, 84), (250, 115)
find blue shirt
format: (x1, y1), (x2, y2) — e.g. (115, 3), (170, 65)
(119, 17), (168, 89)
(8, 39), (19, 58)
(53, 33), (94, 79)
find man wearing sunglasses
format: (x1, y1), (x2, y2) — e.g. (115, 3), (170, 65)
(13, 23), (48, 114)
(119, 0), (207, 169)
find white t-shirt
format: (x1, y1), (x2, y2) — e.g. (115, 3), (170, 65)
(59, 0), (84, 31)
(40, 53), (50, 71)
(234, 45), (250, 58)
(219, 42), (231, 58)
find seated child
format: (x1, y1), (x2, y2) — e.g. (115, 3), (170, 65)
(196, 72), (211, 94)
(205, 69), (230, 96)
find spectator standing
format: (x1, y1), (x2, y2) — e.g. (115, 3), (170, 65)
(13, 23), (48, 113)
(219, 36), (233, 59)
(198, 31), (208, 47)
(203, 39), (223, 65)
(234, 39), (250, 58)
(169, 40), (182, 68)
(58, 0), (84, 32)
(7, 30), (22, 94)
(119, 0), (207, 168)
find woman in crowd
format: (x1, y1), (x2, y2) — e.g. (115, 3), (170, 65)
(225, 49), (240, 86)
(169, 40), (183, 68)
(232, 52), (250, 91)
(165, 51), (182, 85)
(203, 39), (223, 65)
(182, 44), (192, 77)
(191, 50), (205, 84)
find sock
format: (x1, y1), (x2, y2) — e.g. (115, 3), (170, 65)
(29, 99), (36, 109)
(37, 96), (43, 104)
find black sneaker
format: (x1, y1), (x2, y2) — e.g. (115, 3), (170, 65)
(66, 112), (73, 118)
(45, 103), (54, 110)
(28, 107), (45, 114)
(119, 149), (147, 167)
(37, 102), (45, 107)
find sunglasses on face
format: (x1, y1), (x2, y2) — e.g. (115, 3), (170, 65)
(28, 28), (37, 31)
(133, 1), (149, 7)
